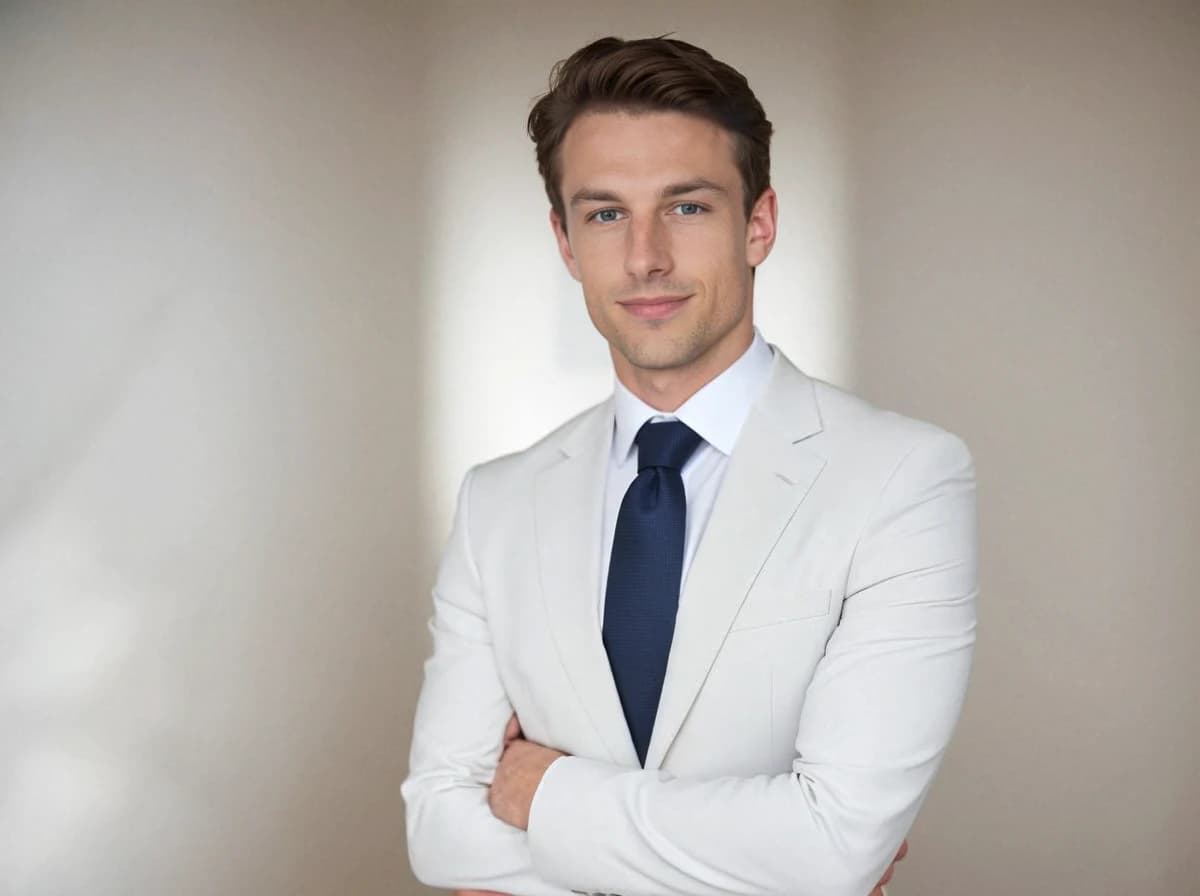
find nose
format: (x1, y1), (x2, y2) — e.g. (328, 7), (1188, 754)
(624, 215), (673, 281)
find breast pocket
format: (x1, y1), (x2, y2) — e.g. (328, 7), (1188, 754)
(729, 586), (833, 632)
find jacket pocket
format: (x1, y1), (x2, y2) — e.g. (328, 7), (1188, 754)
(728, 587), (833, 632)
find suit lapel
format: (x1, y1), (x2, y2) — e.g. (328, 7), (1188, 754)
(533, 400), (639, 766)
(645, 355), (827, 769)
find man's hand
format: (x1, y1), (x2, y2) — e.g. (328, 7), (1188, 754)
(869, 837), (909, 895)
(487, 714), (566, 831)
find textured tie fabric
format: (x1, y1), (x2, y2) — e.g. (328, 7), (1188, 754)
(603, 419), (704, 766)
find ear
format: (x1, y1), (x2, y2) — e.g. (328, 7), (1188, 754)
(550, 208), (582, 282)
(744, 187), (778, 268)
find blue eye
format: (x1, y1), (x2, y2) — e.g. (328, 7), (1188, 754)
(592, 209), (623, 223)
(675, 203), (704, 216)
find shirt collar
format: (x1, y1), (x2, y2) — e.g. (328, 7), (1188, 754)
(611, 329), (775, 463)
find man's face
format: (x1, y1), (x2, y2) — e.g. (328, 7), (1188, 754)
(551, 110), (776, 385)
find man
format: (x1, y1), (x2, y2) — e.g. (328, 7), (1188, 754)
(403, 36), (976, 896)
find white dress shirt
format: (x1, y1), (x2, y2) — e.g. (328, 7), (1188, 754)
(600, 329), (775, 619)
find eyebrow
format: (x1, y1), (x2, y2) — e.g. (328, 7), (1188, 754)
(662, 178), (727, 199)
(568, 179), (728, 207)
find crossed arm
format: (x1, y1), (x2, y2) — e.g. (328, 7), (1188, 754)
(482, 715), (908, 896)
(403, 432), (977, 896)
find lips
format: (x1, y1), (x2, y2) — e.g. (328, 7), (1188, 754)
(618, 295), (691, 320)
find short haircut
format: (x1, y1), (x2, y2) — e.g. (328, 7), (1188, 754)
(527, 36), (773, 223)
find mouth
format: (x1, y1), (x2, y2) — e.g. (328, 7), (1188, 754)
(618, 295), (692, 321)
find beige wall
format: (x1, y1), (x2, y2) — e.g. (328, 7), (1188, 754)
(1, 3), (428, 893)
(846, 4), (1200, 894)
(1, 2), (1196, 895)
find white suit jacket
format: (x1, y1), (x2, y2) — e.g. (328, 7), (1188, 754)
(403, 350), (978, 896)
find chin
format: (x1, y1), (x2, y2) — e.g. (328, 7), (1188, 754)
(618, 336), (706, 373)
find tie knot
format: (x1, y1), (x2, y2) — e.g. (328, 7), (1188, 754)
(636, 420), (703, 472)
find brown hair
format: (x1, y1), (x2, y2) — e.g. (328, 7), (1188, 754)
(527, 36), (773, 224)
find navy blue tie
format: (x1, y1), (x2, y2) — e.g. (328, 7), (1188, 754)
(603, 420), (704, 766)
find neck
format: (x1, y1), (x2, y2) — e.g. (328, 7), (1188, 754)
(614, 326), (754, 412)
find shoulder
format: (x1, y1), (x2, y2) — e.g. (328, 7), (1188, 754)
(766, 350), (973, 480)
(463, 397), (611, 501)
(817, 377), (968, 452)
(813, 377), (974, 487)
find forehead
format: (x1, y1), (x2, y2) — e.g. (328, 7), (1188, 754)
(558, 110), (739, 191)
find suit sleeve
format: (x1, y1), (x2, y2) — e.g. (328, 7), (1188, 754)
(402, 467), (570, 896)
(526, 431), (979, 896)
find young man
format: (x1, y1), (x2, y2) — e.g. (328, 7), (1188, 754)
(403, 37), (977, 896)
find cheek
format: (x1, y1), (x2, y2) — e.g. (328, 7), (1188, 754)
(571, 238), (610, 278)
(575, 248), (627, 301)
(575, 267), (615, 325)
(574, 267), (609, 312)
(683, 237), (742, 292)
(678, 223), (742, 269)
